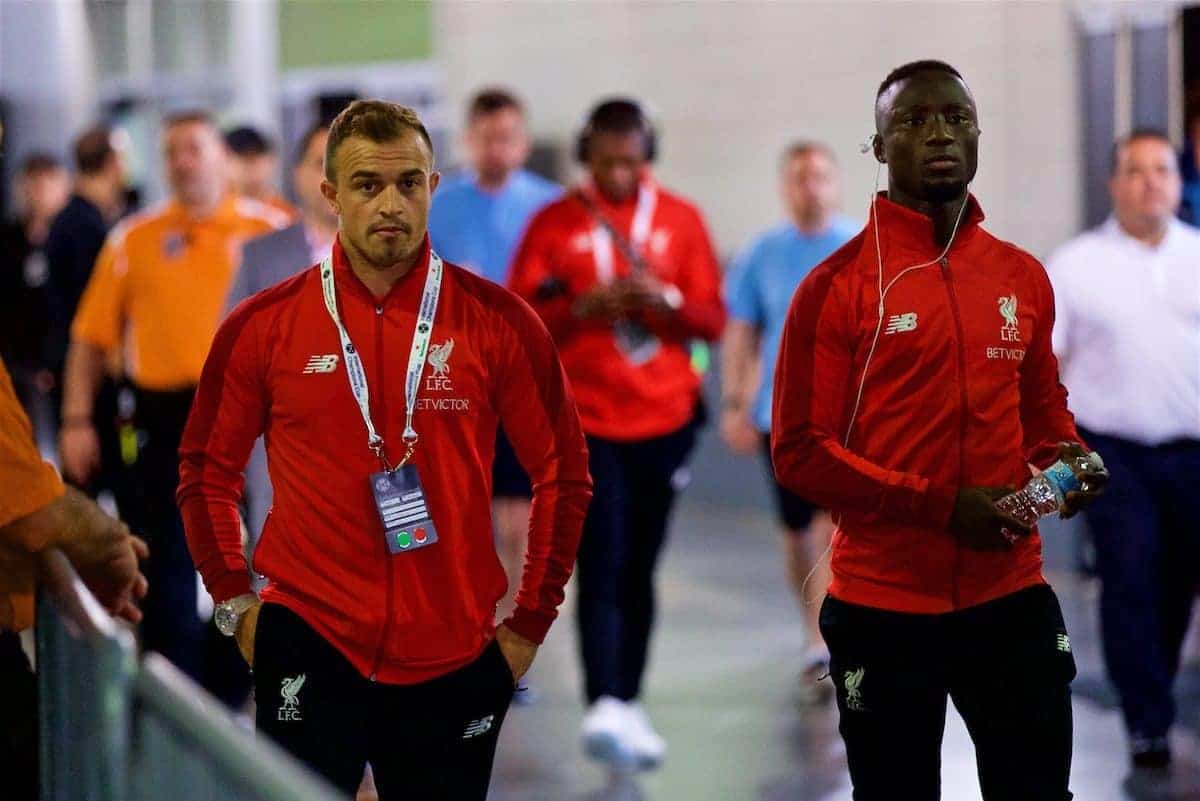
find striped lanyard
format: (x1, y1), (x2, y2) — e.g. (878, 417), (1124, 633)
(318, 250), (444, 470)
(586, 181), (657, 283)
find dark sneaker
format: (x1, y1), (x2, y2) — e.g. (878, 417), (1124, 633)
(798, 656), (833, 707)
(1131, 735), (1171, 770)
(512, 678), (540, 706)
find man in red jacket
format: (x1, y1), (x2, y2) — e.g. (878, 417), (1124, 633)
(177, 100), (592, 800)
(772, 61), (1108, 800)
(509, 98), (725, 770)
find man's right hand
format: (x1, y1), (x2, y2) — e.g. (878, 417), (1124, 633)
(234, 599), (263, 667)
(54, 487), (149, 622)
(948, 486), (1032, 552)
(59, 422), (101, 486)
(720, 408), (760, 456)
(572, 285), (627, 321)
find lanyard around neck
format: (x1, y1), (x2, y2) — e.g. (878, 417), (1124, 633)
(586, 182), (657, 283)
(318, 250), (444, 470)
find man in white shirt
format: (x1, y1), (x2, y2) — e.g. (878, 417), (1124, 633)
(1047, 129), (1200, 771)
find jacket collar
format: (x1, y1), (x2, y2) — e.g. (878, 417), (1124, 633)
(330, 232), (432, 307)
(577, 172), (657, 214)
(868, 191), (985, 257)
(164, 193), (244, 224)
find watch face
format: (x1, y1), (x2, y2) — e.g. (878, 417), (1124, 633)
(215, 606), (237, 636)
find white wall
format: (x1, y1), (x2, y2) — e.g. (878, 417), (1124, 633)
(434, 1), (1081, 261)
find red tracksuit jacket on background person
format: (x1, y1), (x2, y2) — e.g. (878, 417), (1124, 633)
(507, 178), (726, 440)
(178, 236), (592, 684)
(772, 194), (1084, 614)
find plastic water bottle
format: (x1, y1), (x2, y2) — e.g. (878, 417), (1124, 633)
(994, 453), (1102, 526)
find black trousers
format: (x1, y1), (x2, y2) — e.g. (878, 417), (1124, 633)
(1078, 428), (1200, 741)
(253, 604), (514, 800)
(820, 585), (1076, 801)
(576, 418), (698, 704)
(133, 386), (249, 708)
(0, 631), (36, 801)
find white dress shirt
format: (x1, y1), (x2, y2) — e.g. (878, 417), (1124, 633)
(1046, 217), (1200, 446)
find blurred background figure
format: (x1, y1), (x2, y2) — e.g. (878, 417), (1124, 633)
(509, 97), (725, 772)
(43, 125), (142, 530)
(0, 112), (148, 801)
(1047, 129), (1200, 771)
(59, 109), (286, 708)
(429, 87), (560, 704)
(224, 119), (333, 585)
(720, 141), (856, 704)
(225, 124), (296, 220)
(0, 152), (69, 422)
(1177, 105), (1200, 226)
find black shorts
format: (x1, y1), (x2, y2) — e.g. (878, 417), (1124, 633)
(492, 427), (531, 499)
(254, 603), (514, 800)
(760, 433), (818, 532)
(819, 585), (1076, 800)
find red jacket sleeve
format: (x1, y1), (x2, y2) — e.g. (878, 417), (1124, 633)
(771, 267), (959, 527)
(490, 292), (592, 643)
(642, 203), (726, 342)
(176, 301), (270, 603)
(507, 209), (584, 341)
(1019, 261), (1084, 467)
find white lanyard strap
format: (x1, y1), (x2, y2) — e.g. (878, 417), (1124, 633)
(319, 250), (444, 469)
(589, 182), (657, 284)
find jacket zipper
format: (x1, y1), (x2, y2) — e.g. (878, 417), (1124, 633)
(939, 257), (969, 610)
(369, 302), (392, 681)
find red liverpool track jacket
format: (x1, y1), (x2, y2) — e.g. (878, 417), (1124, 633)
(508, 178), (725, 441)
(178, 236), (592, 684)
(772, 194), (1083, 614)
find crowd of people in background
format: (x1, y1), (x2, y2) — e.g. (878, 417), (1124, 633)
(0, 68), (1197, 800)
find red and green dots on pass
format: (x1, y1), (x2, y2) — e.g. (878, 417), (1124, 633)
(395, 527), (429, 549)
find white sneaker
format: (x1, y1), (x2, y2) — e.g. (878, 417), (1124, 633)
(581, 696), (634, 767)
(624, 702), (667, 770)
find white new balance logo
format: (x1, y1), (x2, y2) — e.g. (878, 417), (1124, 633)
(1056, 633), (1071, 653)
(302, 354), (339, 374)
(884, 312), (918, 334)
(462, 715), (495, 739)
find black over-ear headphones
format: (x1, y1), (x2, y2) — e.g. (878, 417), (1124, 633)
(575, 98), (658, 164)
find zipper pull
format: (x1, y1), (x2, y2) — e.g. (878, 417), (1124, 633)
(939, 257), (950, 276)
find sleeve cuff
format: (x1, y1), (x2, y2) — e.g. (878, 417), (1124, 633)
(922, 481), (960, 530)
(502, 605), (556, 644)
(208, 571), (253, 605)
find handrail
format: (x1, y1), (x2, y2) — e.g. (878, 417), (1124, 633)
(35, 548), (346, 801)
(135, 655), (348, 801)
(36, 547), (136, 648)
(36, 547), (136, 801)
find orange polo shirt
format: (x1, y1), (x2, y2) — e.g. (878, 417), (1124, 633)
(71, 195), (287, 390)
(0, 358), (66, 631)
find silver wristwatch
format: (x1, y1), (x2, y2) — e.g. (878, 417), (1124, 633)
(214, 593), (258, 637)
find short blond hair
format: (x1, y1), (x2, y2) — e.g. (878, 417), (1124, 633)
(325, 100), (434, 181)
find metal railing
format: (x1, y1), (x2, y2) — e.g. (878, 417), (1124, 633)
(35, 549), (346, 801)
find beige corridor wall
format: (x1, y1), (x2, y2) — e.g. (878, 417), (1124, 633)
(434, 1), (1082, 261)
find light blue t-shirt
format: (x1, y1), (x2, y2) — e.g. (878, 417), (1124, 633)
(428, 169), (561, 285)
(725, 216), (859, 432)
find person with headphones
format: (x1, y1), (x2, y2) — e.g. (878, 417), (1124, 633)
(771, 60), (1109, 799)
(508, 98), (725, 771)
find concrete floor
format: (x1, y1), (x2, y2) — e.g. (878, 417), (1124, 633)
(487, 502), (1200, 801)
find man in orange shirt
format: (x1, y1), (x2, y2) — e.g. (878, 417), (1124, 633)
(60, 109), (286, 702)
(1, 355), (149, 801)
